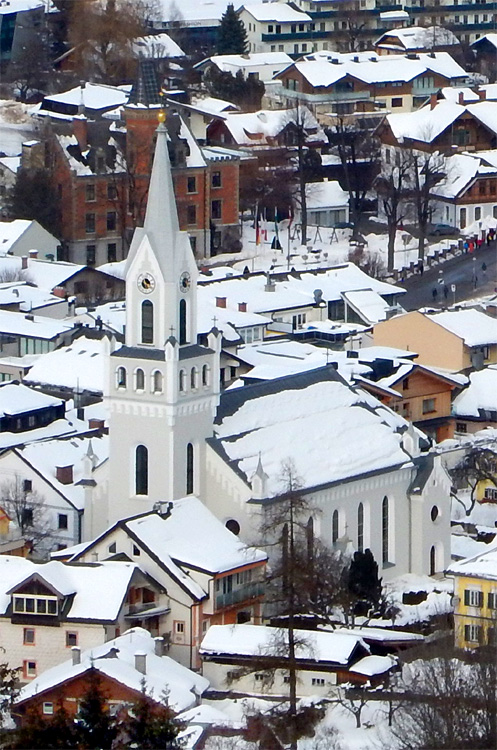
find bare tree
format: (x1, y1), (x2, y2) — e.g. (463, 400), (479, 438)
(451, 447), (497, 516)
(375, 150), (412, 272)
(406, 149), (447, 262)
(389, 645), (496, 749)
(0, 477), (52, 555)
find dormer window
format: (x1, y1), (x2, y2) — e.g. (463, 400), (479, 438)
(13, 595), (58, 615)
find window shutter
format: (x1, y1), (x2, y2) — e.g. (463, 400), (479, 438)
(464, 624), (470, 641)
(464, 589), (470, 606)
(488, 592), (494, 610)
(478, 591), (484, 608)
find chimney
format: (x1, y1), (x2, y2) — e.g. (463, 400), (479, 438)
(21, 255), (28, 270)
(71, 646), (81, 666)
(479, 88), (487, 101)
(238, 302), (247, 312)
(154, 637), (164, 657)
(89, 418), (105, 431)
(458, 91), (464, 105)
(216, 296), (227, 308)
(430, 93), (437, 110)
(134, 652), (146, 675)
(56, 465), (74, 484)
(72, 116), (88, 150)
(28, 249), (38, 259)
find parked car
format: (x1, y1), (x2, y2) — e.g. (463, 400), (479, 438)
(429, 224), (458, 236)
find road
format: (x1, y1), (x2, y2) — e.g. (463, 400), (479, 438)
(399, 241), (497, 310)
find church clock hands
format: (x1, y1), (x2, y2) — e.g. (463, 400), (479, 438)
(179, 271), (191, 293)
(137, 273), (156, 294)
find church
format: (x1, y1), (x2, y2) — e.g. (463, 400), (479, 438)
(89, 112), (452, 581)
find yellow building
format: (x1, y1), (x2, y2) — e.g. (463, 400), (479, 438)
(447, 544), (497, 648)
(374, 309), (497, 372)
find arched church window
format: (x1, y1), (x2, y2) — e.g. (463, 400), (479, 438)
(116, 366), (127, 388)
(141, 300), (154, 344)
(135, 445), (148, 496)
(179, 299), (187, 346)
(135, 368), (145, 391)
(153, 370), (163, 393)
(179, 369), (186, 392)
(358, 502), (364, 553)
(190, 367), (198, 389)
(186, 443), (194, 495)
(202, 364), (210, 386)
(382, 496), (389, 564)
(332, 510), (339, 544)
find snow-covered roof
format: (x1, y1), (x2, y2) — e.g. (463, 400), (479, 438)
(219, 107), (325, 146)
(12, 433), (108, 511)
(133, 32), (185, 58)
(24, 335), (109, 394)
(342, 289), (390, 325)
(387, 99), (497, 144)
(0, 308), (72, 339)
(307, 180), (349, 210)
(0, 219), (41, 254)
(0, 156), (21, 174)
(471, 32), (497, 49)
(375, 26), (459, 50)
(0, 282), (64, 312)
(286, 52), (467, 89)
(158, 0), (230, 24)
(452, 365), (497, 417)
(197, 51), (292, 73)
(0, 555), (136, 619)
(0, 254), (85, 290)
(440, 86), (479, 104)
(447, 541), (497, 579)
(430, 309), (497, 347)
(17, 627), (208, 712)
(349, 654), (397, 676)
(39, 83), (129, 112)
(0, 0), (43, 12)
(240, 3), (311, 22)
(214, 367), (413, 496)
(56, 133), (126, 176)
(188, 96), (238, 116)
(125, 497), (267, 576)
(200, 623), (368, 665)
(0, 381), (62, 417)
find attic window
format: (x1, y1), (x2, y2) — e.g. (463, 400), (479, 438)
(108, 542), (117, 554)
(13, 595), (58, 615)
(132, 545), (140, 556)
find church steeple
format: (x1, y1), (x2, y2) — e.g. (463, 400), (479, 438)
(124, 110), (198, 349)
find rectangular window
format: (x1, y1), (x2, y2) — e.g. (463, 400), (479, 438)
(85, 213), (95, 234)
(43, 702), (54, 715)
(107, 183), (117, 200)
(23, 628), (35, 645)
(464, 624), (482, 642)
(66, 632), (78, 647)
(23, 479), (32, 493)
(107, 243), (117, 263)
(107, 211), (117, 231)
(186, 205), (197, 225)
(460, 207), (466, 228)
(479, 181), (486, 195)
(488, 592), (497, 609)
(86, 245), (96, 266)
(211, 171), (221, 188)
(475, 206), (482, 221)
(58, 513), (68, 530)
(187, 176), (196, 193)
(392, 97), (403, 108)
(23, 660), (37, 679)
(456, 422), (467, 433)
(268, 24), (273, 32)
(211, 200), (222, 220)
(86, 184), (95, 202)
(464, 589), (484, 607)
(402, 378), (409, 391)
(254, 673), (265, 682)
(175, 621), (185, 633)
(422, 398), (436, 414)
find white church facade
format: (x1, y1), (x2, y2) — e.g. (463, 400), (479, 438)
(89, 111), (451, 581)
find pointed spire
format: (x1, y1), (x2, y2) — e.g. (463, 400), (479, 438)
(144, 118), (179, 237)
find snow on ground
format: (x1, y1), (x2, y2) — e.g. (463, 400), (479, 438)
(209, 219), (455, 277)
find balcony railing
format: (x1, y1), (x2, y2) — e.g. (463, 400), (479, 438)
(215, 582), (265, 610)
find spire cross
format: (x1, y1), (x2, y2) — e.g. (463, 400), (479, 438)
(212, 316), (217, 328)
(169, 325), (175, 337)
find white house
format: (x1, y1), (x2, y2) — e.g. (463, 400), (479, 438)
(60, 499), (267, 671)
(238, 3), (314, 56)
(195, 51), (293, 83)
(0, 556), (162, 681)
(306, 180), (349, 227)
(0, 220), (60, 260)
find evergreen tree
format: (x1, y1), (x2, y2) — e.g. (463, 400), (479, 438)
(8, 169), (61, 239)
(217, 4), (248, 55)
(348, 548), (383, 616)
(76, 668), (116, 750)
(119, 682), (183, 749)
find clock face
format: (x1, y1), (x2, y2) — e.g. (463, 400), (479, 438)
(179, 271), (191, 294)
(137, 273), (155, 294)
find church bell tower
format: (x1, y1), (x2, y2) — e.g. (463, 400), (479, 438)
(101, 111), (221, 533)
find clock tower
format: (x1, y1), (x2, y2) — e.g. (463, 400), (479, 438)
(97, 113), (221, 537)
